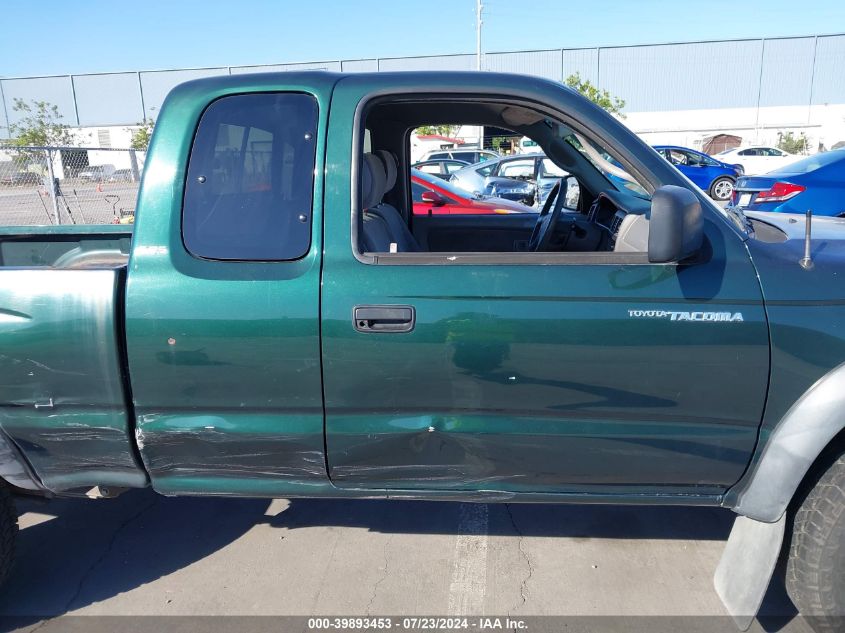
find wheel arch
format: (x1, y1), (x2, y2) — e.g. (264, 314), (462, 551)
(0, 428), (45, 494)
(724, 361), (845, 523)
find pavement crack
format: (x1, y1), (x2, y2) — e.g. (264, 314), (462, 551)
(505, 504), (532, 618)
(366, 534), (393, 615)
(63, 496), (159, 613)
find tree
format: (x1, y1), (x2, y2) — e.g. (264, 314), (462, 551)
(564, 73), (626, 118)
(777, 131), (808, 155)
(414, 125), (458, 138)
(4, 99), (76, 167)
(130, 119), (155, 151)
(6, 99), (75, 147)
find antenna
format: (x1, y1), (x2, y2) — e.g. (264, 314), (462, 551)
(799, 209), (814, 270)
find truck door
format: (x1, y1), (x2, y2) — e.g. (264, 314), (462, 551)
(320, 76), (770, 496)
(126, 78), (336, 496)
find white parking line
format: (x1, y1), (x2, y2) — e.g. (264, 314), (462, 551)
(447, 503), (489, 615)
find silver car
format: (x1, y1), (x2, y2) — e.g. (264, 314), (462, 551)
(450, 153), (570, 208)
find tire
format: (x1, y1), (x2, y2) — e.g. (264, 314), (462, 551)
(786, 454), (845, 631)
(0, 482), (17, 588)
(709, 176), (734, 202)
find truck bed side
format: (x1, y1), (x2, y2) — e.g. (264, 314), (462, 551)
(0, 225), (147, 493)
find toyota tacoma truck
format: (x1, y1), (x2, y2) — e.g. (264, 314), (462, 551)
(1, 71), (844, 630)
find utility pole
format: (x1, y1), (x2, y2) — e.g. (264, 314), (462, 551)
(476, 0), (483, 71)
(476, 0), (484, 148)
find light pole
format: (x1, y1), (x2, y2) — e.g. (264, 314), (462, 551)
(476, 0), (484, 148)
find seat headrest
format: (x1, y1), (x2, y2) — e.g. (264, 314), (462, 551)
(362, 153), (386, 209)
(376, 150), (398, 192)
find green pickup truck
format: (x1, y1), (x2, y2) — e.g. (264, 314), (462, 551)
(1, 71), (844, 629)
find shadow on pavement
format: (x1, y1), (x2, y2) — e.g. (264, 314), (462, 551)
(0, 490), (798, 630)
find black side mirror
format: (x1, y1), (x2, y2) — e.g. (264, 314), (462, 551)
(648, 185), (703, 263)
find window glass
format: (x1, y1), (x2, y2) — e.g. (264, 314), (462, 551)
(411, 181), (428, 203)
(540, 158), (567, 178)
(475, 163), (495, 176)
(499, 159), (535, 178)
(428, 152), (448, 160)
(183, 93), (318, 261)
(767, 150), (844, 175)
(445, 162), (465, 174)
(418, 164), (441, 175)
(452, 151), (478, 163)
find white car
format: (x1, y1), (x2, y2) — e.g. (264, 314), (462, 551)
(716, 146), (797, 175)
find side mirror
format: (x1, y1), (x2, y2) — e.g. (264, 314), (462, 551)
(648, 185), (703, 263)
(421, 191), (446, 206)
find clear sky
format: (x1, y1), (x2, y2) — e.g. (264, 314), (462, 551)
(2, 0), (844, 77)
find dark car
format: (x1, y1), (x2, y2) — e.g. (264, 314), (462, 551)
(411, 159), (470, 180)
(731, 149), (845, 217)
(0, 171), (41, 186)
(654, 145), (742, 201)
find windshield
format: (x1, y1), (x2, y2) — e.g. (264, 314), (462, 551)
(767, 150), (845, 176)
(563, 133), (650, 199)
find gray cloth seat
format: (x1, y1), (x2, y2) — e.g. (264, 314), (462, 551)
(360, 151), (420, 253)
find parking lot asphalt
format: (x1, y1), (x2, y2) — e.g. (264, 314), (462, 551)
(0, 489), (812, 632)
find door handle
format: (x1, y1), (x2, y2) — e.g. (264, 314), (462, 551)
(354, 305), (416, 333)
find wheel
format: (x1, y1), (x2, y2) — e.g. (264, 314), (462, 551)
(709, 177), (734, 202)
(0, 482), (17, 587)
(786, 453), (845, 631)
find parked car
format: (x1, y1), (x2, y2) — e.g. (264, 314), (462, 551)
(420, 147), (499, 164)
(731, 149), (845, 216)
(4, 70), (845, 631)
(108, 169), (135, 183)
(411, 159), (470, 180)
(0, 171), (41, 186)
(78, 164), (115, 182)
(449, 153), (568, 207)
(411, 168), (535, 215)
(716, 146), (797, 175)
(654, 145), (741, 201)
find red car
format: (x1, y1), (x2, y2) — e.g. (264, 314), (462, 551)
(411, 169), (535, 215)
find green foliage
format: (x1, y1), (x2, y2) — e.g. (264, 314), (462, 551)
(414, 125), (458, 138)
(130, 119), (155, 150)
(564, 73), (626, 117)
(5, 99), (75, 165)
(777, 131), (808, 154)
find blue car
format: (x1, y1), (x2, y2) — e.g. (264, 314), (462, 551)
(731, 149), (845, 217)
(653, 145), (742, 202)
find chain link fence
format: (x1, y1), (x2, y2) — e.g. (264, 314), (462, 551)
(0, 146), (146, 226)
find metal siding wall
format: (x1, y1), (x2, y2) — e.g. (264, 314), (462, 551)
(485, 50), (561, 80)
(73, 73), (144, 126)
(600, 40), (764, 112)
(378, 55), (475, 72)
(341, 59), (379, 73)
(811, 34), (845, 105)
(0, 83), (9, 138)
(139, 68), (229, 119)
(562, 48), (599, 84)
(232, 61), (342, 73)
(1, 76), (78, 127)
(758, 37), (816, 107)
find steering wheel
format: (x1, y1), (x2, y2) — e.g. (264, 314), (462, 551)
(529, 180), (567, 252)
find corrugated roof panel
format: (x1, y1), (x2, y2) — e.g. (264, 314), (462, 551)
(73, 73), (144, 126)
(562, 48), (599, 84)
(759, 37), (816, 107)
(599, 40), (764, 112)
(811, 34), (845, 105)
(378, 55), (475, 72)
(341, 59), (379, 73)
(1, 76), (78, 127)
(485, 50), (562, 80)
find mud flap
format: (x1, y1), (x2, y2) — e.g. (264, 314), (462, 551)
(714, 514), (786, 631)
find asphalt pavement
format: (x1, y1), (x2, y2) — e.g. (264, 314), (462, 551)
(0, 489), (813, 632)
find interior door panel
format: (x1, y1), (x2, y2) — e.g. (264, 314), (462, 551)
(413, 213), (537, 252)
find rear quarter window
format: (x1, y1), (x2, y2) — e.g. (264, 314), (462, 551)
(182, 93), (318, 261)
